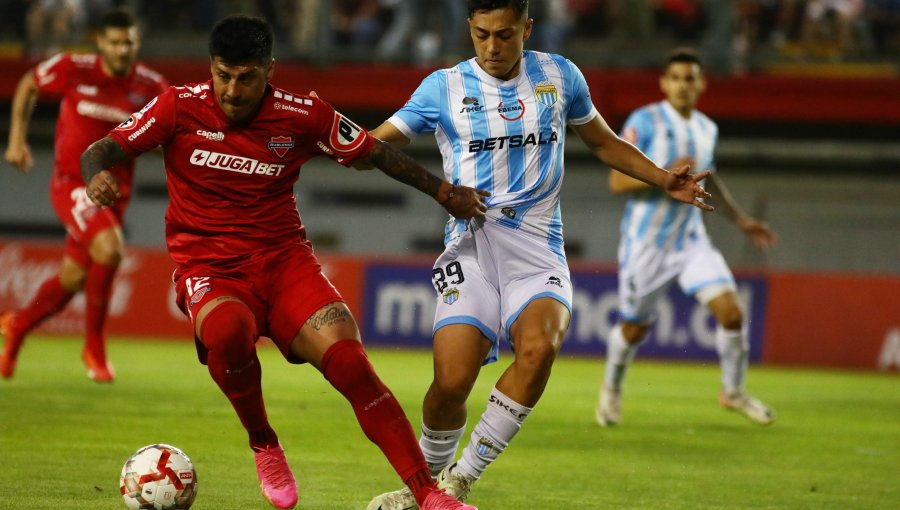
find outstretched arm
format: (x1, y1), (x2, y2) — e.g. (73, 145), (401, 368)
(81, 136), (130, 207)
(357, 138), (489, 219)
(573, 114), (713, 210)
(705, 173), (777, 250)
(4, 72), (39, 173)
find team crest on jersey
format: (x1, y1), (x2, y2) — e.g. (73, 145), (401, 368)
(268, 135), (295, 158)
(328, 112), (366, 154)
(442, 288), (459, 305)
(497, 99), (525, 121)
(534, 81), (558, 107)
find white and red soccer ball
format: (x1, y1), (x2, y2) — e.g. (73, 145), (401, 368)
(120, 444), (197, 510)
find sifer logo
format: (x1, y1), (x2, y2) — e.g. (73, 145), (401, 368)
(268, 135), (295, 158)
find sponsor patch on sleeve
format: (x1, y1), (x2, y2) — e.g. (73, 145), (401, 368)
(327, 112), (367, 154)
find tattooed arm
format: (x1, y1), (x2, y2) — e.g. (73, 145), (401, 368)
(358, 139), (489, 219)
(81, 136), (130, 207)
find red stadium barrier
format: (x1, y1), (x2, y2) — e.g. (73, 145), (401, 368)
(762, 271), (900, 371)
(1, 240), (897, 372)
(1, 57), (898, 127)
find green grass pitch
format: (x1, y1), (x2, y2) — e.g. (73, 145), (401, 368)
(0, 337), (897, 509)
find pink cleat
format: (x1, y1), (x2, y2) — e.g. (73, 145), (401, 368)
(253, 443), (298, 509)
(82, 349), (115, 383)
(420, 488), (478, 510)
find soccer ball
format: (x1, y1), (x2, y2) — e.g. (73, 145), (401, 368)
(120, 444), (198, 510)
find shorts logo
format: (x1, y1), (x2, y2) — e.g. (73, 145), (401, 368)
(328, 112), (366, 154)
(268, 135), (295, 158)
(475, 437), (494, 456)
(442, 288), (459, 305)
(546, 276), (563, 288)
(497, 99), (525, 121)
(534, 81), (558, 107)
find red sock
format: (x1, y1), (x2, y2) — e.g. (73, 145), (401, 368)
(200, 300), (277, 449)
(321, 339), (432, 501)
(7, 275), (75, 356)
(84, 262), (118, 359)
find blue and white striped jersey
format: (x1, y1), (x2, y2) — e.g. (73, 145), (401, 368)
(619, 100), (718, 251)
(387, 50), (597, 256)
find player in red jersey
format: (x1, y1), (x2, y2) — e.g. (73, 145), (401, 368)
(1, 8), (168, 382)
(81, 15), (484, 510)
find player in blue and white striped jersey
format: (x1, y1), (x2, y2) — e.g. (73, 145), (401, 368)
(597, 48), (778, 429)
(365, 3), (713, 508)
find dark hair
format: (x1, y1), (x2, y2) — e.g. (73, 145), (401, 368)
(666, 47), (703, 70)
(467, 0), (529, 19)
(208, 15), (273, 64)
(99, 7), (136, 30)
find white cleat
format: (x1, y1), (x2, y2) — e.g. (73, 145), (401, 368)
(596, 383), (621, 427)
(720, 390), (776, 425)
(436, 463), (476, 503)
(367, 487), (418, 510)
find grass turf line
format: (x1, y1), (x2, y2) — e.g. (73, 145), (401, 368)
(0, 336), (897, 509)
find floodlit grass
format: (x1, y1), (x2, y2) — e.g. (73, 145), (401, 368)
(0, 337), (897, 509)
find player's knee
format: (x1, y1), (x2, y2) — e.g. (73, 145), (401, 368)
(621, 322), (650, 343)
(717, 307), (744, 331)
(430, 372), (476, 404)
(89, 239), (123, 266)
(199, 301), (257, 364)
(513, 334), (558, 372)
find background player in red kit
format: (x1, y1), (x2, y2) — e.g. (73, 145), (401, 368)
(1, 8), (167, 382)
(81, 15), (485, 510)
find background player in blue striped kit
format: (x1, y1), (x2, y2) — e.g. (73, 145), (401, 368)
(364, 2), (714, 508)
(596, 48), (778, 428)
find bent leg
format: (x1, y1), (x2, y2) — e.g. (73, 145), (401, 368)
(707, 290), (747, 394)
(83, 226), (124, 369)
(457, 297), (569, 480)
(292, 302), (436, 504)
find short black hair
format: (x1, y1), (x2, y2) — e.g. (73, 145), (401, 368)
(467, 0), (529, 19)
(208, 15), (273, 65)
(666, 47), (703, 70)
(99, 7), (136, 30)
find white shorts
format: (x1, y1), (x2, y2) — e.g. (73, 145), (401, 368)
(617, 234), (736, 324)
(432, 218), (572, 364)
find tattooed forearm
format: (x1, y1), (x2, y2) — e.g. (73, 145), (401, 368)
(367, 139), (443, 199)
(306, 305), (353, 331)
(81, 136), (130, 184)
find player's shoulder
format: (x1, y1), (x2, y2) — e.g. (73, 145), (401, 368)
(269, 87), (316, 118)
(133, 62), (166, 85)
(171, 82), (211, 101)
(68, 52), (98, 67)
(694, 109), (718, 130)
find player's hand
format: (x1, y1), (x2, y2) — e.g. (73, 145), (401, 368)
(86, 170), (121, 208)
(737, 217), (778, 250)
(663, 164), (714, 211)
(436, 181), (490, 219)
(4, 142), (33, 173)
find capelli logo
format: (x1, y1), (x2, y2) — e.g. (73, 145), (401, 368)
(196, 130), (224, 142)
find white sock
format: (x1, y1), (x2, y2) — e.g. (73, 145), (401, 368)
(419, 422), (466, 478)
(715, 326), (748, 394)
(457, 387), (531, 479)
(604, 324), (641, 391)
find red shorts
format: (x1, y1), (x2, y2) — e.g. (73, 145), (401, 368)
(50, 180), (127, 267)
(174, 241), (343, 364)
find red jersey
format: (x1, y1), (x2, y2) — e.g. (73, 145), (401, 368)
(33, 52), (168, 198)
(109, 82), (376, 266)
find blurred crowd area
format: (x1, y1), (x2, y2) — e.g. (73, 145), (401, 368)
(1, 0), (899, 73)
